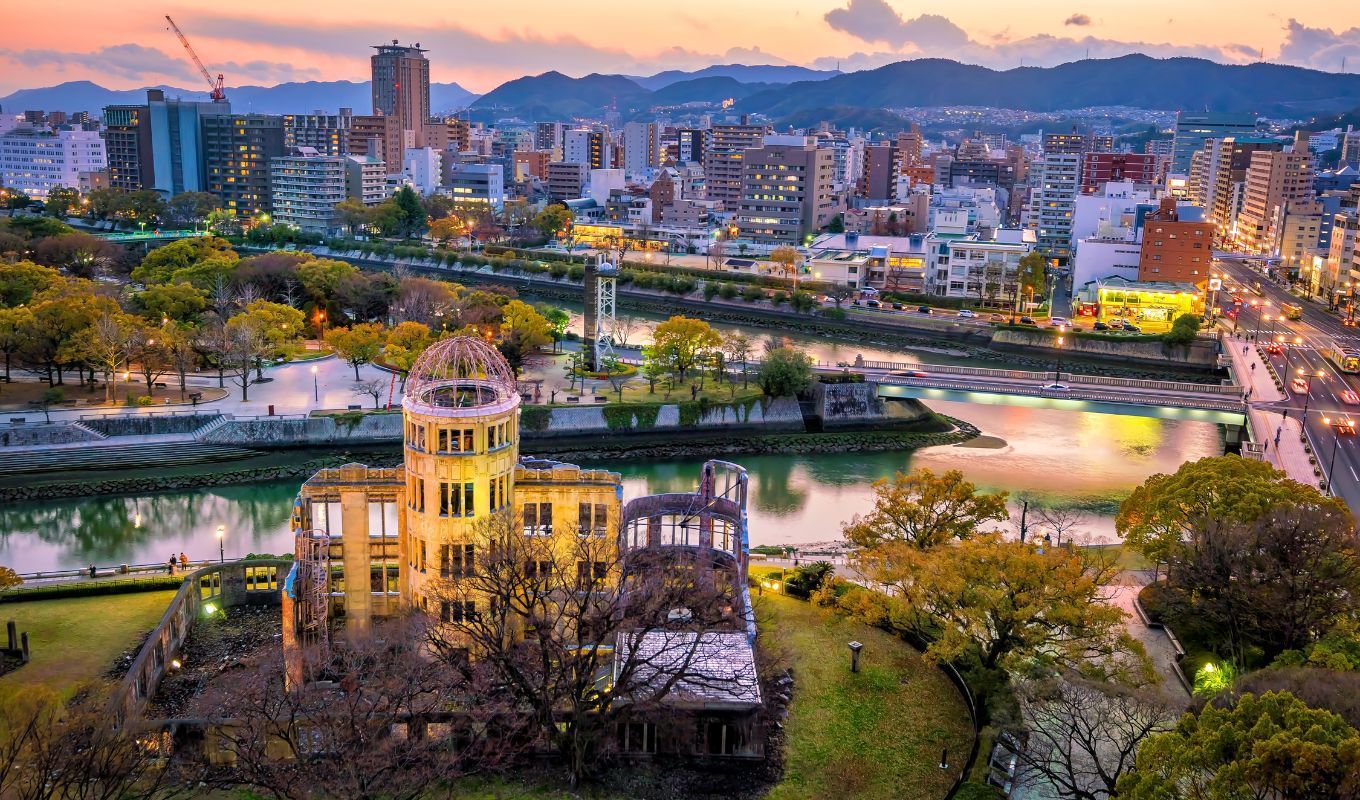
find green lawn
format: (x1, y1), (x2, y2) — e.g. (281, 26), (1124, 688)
(1085, 544), (1153, 572)
(759, 591), (973, 800)
(0, 590), (177, 700)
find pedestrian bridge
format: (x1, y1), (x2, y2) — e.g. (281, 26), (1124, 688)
(838, 359), (1246, 415)
(92, 229), (209, 243)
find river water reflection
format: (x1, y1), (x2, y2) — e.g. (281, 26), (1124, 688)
(0, 399), (1223, 573)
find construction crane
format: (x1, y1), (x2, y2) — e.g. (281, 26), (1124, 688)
(164, 15), (226, 102)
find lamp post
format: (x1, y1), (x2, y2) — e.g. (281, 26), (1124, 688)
(1322, 417), (1342, 496)
(216, 525), (225, 564)
(311, 365), (319, 403)
(1296, 368), (1325, 419)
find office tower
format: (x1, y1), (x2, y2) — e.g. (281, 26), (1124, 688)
(1172, 111), (1258, 172)
(562, 129), (611, 169)
(1343, 126), (1360, 168)
(1209, 136), (1284, 236)
(446, 163), (505, 211)
(371, 41), (429, 130)
(1236, 132), (1315, 253)
(704, 121), (771, 207)
(534, 122), (565, 156)
(0, 126), (106, 200)
(270, 148), (348, 233)
(734, 135), (842, 245)
(284, 110), (353, 156)
(622, 121), (660, 176)
(1138, 198), (1215, 283)
(202, 113), (286, 216)
(1081, 152), (1157, 194)
(1028, 151), (1081, 262)
(102, 105), (153, 191)
(896, 123), (923, 167)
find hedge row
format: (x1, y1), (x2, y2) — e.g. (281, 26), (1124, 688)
(1, 575), (184, 603)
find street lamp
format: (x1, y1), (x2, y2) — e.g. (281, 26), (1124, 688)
(1296, 368), (1326, 418)
(1322, 417), (1343, 496)
(311, 365), (319, 403)
(215, 525), (225, 563)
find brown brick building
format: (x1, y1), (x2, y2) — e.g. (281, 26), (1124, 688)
(1138, 198), (1215, 284)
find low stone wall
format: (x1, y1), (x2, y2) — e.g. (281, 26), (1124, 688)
(988, 329), (1221, 368)
(82, 413), (221, 437)
(0, 422), (103, 448)
(198, 413), (403, 446)
(521, 396), (805, 437)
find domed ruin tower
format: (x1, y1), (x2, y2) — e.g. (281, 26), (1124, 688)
(402, 336), (521, 605)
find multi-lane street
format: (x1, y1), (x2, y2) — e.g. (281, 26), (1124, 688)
(1216, 258), (1360, 513)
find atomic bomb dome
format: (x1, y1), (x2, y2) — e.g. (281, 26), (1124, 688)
(402, 335), (519, 417)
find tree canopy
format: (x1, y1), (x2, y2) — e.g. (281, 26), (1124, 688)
(756, 347), (814, 398)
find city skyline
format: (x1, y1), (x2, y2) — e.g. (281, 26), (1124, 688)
(3, 0), (1359, 96)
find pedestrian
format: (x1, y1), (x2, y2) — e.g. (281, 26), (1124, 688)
(88, 563), (96, 579)
(1251, 362), (1256, 372)
(167, 555), (176, 575)
(1264, 440), (1270, 453)
(691, 383), (698, 400)
(179, 552), (188, 571)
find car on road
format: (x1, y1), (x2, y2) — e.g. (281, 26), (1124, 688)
(917, 306), (931, 314)
(1335, 417), (1358, 435)
(866, 300), (881, 308)
(990, 313), (1006, 321)
(1343, 390), (1360, 405)
(1049, 316), (1069, 327)
(1123, 323), (1142, 333)
(1019, 316), (1037, 325)
(891, 302), (904, 310)
(957, 309), (976, 319)
(1041, 382), (1070, 392)
(1093, 321), (1110, 331)
(1291, 377), (1310, 394)
(1265, 342), (1285, 355)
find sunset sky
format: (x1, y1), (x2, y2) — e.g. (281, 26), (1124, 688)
(3, 0), (1359, 95)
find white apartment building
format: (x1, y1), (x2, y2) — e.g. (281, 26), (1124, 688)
(1027, 151), (1081, 262)
(270, 148), (347, 234)
(1071, 233), (1143, 288)
(345, 154), (388, 206)
(0, 127), (106, 200)
(926, 227), (1037, 301)
(1071, 181), (1156, 243)
(928, 185), (1002, 236)
(445, 162), (505, 211)
(401, 147), (442, 195)
(621, 122), (660, 178)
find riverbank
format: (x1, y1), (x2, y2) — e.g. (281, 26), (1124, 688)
(0, 415), (974, 503)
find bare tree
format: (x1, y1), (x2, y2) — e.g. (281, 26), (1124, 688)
(1035, 505), (1090, 547)
(722, 332), (753, 389)
(611, 315), (643, 349)
(207, 275), (236, 320)
(352, 378), (387, 410)
(1012, 674), (1182, 800)
(424, 510), (759, 785)
(200, 620), (525, 800)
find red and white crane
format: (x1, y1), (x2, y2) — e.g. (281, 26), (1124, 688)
(164, 15), (227, 102)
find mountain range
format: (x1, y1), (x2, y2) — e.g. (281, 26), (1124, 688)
(7, 56), (1360, 125)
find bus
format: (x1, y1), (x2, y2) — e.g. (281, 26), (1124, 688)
(1281, 303), (1303, 320)
(1325, 341), (1360, 373)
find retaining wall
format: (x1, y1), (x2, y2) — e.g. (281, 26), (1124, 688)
(523, 396), (805, 437)
(198, 413), (404, 446)
(989, 329), (1221, 367)
(80, 412), (221, 437)
(0, 422), (103, 448)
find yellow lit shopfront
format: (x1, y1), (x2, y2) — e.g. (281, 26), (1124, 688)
(1093, 279), (1203, 330)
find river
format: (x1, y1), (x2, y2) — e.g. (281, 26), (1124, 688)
(0, 398), (1224, 573)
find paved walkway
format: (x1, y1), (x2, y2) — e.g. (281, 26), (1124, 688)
(1225, 336), (1322, 488)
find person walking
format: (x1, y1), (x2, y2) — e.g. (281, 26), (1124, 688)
(179, 552), (189, 571)
(167, 555), (177, 575)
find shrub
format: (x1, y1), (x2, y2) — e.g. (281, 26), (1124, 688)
(703, 282), (720, 300)
(719, 283), (738, 300)
(741, 285), (765, 302)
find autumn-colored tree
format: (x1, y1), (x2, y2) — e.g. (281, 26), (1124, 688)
(0, 260), (60, 307)
(1117, 691), (1360, 799)
(844, 468), (1010, 551)
(531, 205), (573, 239)
(650, 315), (722, 381)
(1116, 455), (1339, 574)
(326, 322), (387, 381)
(499, 299), (552, 351)
(0, 565), (20, 596)
(0, 306), (34, 382)
(335, 197), (371, 236)
(904, 533), (1141, 675)
(382, 321), (434, 385)
(133, 281), (207, 323)
(130, 236), (236, 285)
(80, 312), (134, 404)
(769, 245), (801, 283)
(429, 214), (469, 245)
(126, 320), (172, 392)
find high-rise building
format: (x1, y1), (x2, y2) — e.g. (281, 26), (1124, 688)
(1208, 136), (1284, 237)
(895, 124), (923, 168)
(270, 148), (348, 233)
(734, 136), (843, 246)
(859, 143), (898, 202)
(1028, 151), (1081, 262)
(446, 162), (505, 211)
(345, 154), (388, 206)
(1234, 132), (1313, 253)
(370, 41), (430, 130)
(202, 113), (286, 216)
(562, 129), (611, 170)
(348, 114), (407, 168)
(1342, 126), (1360, 168)
(534, 122), (565, 158)
(704, 121), (770, 208)
(102, 105), (153, 191)
(1081, 153), (1157, 194)
(0, 126), (106, 200)
(676, 128), (708, 164)
(512, 150), (550, 180)
(1172, 111), (1258, 173)
(284, 110), (353, 157)
(1138, 198), (1215, 283)
(545, 161), (587, 201)
(622, 121), (660, 177)
(401, 147), (442, 195)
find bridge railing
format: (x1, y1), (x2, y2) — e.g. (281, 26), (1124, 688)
(852, 359), (1241, 396)
(874, 375), (1246, 411)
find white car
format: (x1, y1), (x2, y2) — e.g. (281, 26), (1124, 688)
(1042, 382), (1070, 392)
(957, 309), (977, 319)
(1049, 316), (1069, 327)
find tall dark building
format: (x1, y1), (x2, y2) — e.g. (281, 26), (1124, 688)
(284, 110), (353, 156)
(103, 105), (153, 191)
(202, 114), (286, 216)
(371, 42), (429, 129)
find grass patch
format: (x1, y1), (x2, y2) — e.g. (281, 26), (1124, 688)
(758, 591), (972, 800)
(0, 590), (177, 700)
(1085, 543), (1152, 572)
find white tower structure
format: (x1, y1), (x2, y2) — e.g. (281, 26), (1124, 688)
(594, 254), (618, 368)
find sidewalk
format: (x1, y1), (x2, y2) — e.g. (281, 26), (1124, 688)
(1225, 337), (1323, 489)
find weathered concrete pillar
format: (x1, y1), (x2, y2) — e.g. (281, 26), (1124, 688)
(6, 619), (15, 651)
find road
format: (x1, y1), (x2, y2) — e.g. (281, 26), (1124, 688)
(1216, 258), (1360, 513)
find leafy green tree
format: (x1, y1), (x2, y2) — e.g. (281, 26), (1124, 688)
(381, 321), (434, 386)
(827, 214), (845, 234)
(237, 300), (305, 352)
(541, 305), (570, 352)
(130, 237), (237, 285)
(756, 346), (814, 397)
(499, 299), (552, 351)
(1116, 456), (1339, 574)
(164, 191), (221, 227)
(38, 386), (64, 422)
(366, 200), (404, 237)
(1162, 313), (1202, 346)
(1118, 692), (1360, 799)
(843, 468), (1010, 551)
(640, 345), (667, 395)
(325, 322), (386, 381)
(0, 306), (34, 382)
(1017, 250), (1048, 302)
(44, 186), (82, 219)
(531, 205), (573, 240)
(0, 260), (61, 307)
(133, 282), (208, 324)
(393, 186), (428, 238)
(335, 197), (371, 236)
(297, 258), (359, 303)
